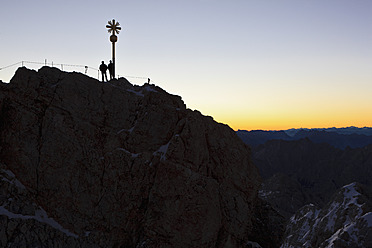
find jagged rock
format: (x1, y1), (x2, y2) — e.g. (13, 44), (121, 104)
(248, 197), (285, 248)
(253, 138), (372, 219)
(0, 167), (101, 247)
(259, 173), (324, 219)
(0, 67), (281, 247)
(281, 182), (372, 248)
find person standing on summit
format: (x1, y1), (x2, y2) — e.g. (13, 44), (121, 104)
(108, 60), (114, 80)
(99, 61), (108, 82)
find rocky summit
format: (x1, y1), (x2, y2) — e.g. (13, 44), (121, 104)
(0, 67), (283, 248)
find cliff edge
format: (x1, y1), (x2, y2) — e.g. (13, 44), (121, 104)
(0, 67), (283, 247)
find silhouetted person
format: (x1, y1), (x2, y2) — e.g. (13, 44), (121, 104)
(108, 60), (114, 80)
(99, 61), (108, 82)
(148, 78), (150, 84)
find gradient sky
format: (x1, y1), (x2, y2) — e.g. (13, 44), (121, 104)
(1, 0), (371, 130)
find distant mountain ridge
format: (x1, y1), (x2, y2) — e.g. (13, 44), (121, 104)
(237, 127), (372, 149)
(237, 126), (372, 246)
(285, 126), (372, 136)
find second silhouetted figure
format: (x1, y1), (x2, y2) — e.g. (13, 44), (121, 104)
(108, 60), (114, 80)
(99, 61), (108, 82)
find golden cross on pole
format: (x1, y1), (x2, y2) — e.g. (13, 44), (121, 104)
(106, 19), (121, 79)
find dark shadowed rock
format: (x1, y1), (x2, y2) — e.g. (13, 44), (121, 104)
(253, 139), (372, 217)
(236, 130), (291, 147)
(0, 167), (97, 247)
(259, 173), (323, 219)
(0, 67), (282, 247)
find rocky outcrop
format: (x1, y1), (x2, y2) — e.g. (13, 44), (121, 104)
(248, 197), (285, 247)
(281, 182), (372, 247)
(252, 138), (372, 218)
(0, 67), (280, 247)
(0, 167), (96, 247)
(258, 173), (323, 219)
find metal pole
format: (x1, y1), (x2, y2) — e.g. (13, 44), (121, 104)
(112, 42), (115, 79)
(107, 19), (120, 80)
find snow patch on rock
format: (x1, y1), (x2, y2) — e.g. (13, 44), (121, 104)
(0, 205), (78, 238)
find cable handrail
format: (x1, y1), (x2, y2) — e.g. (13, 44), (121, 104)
(0, 60), (153, 84)
(0, 62), (23, 70)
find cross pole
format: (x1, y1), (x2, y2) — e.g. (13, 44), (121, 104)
(106, 19), (121, 79)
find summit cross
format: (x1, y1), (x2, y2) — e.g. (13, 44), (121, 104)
(106, 19), (121, 79)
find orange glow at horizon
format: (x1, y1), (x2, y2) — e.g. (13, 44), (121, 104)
(226, 120), (372, 132)
(206, 107), (372, 131)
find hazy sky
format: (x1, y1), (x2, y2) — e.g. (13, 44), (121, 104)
(1, 0), (371, 130)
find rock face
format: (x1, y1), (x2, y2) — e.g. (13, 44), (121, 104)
(0, 168), (92, 247)
(253, 138), (372, 218)
(258, 173), (323, 219)
(0, 67), (281, 247)
(281, 183), (372, 248)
